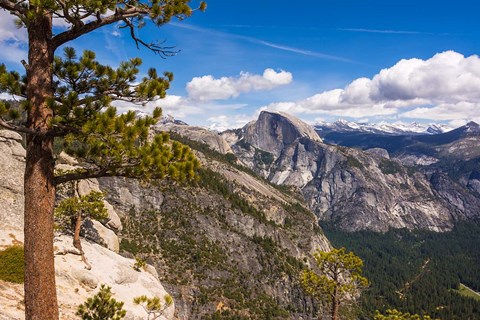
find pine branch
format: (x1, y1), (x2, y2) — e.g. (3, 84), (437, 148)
(0, 118), (38, 135)
(0, 0), (27, 16)
(121, 18), (178, 58)
(54, 163), (142, 185)
(54, 168), (110, 185)
(51, 7), (148, 50)
(48, 124), (82, 137)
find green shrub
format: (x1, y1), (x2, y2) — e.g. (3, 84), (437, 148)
(347, 155), (364, 169)
(0, 245), (24, 283)
(133, 257), (146, 271)
(379, 159), (403, 175)
(133, 294), (173, 319)
(254, 148), (275, 165)
(76, 284), (126, 320)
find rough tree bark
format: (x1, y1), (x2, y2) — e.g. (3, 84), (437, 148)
(331, 273), (339, 320)
(23, 11), (58, 320)
(73, 213), (83, 252)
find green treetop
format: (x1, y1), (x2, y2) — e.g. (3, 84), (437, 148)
(0, 0), (205, 319)
(301, 247), (369, 320)
(374, 309), (438, 320)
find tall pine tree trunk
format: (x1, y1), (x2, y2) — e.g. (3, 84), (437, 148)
(331, 286), (339, 320)
(24, 11), (58, 320)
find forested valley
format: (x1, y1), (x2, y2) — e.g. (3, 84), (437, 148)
(322, 222), (480, 319)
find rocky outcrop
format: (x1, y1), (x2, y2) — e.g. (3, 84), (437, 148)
(0, 130), (174, 319)
(227, 112), (480, 232)
(365, 147), (390, 159)
(156, 122), (233, 154)
(0, 232), (174, 320)
(0, 130), (25, 242)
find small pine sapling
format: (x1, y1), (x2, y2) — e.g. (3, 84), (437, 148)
(301, 247), (369, 320)
(76, 284), (126, 320)
(133, 294), (173, 320)
(133, 257), (147, 272)
(55, 191), (108, 253)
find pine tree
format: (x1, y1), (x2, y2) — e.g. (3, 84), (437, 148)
(301, 247), (369, 320)
(0, 1), (205, 319)
(133, 294), (173, 320)
(76, 284), (126, 320)
(55, 191), (108, 253)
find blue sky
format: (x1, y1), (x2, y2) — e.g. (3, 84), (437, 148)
(1, 0), (480, 129)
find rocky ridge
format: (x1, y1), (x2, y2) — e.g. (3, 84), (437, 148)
(221, 111), (480, 232)
(99, 140), (331, 319)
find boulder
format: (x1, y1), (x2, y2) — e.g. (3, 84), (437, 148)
(84, 219), (120, 253)
(77, 178), (123, 232)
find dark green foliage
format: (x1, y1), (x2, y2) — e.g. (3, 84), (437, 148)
(2, 48), (200, 186)
(322, 222), (480, 319)
(0, 245), (24, 283)
(374, 309), (437, 320)
(76, 284), (126, 320)
(133, 294), (173, 319)
(55, 191), (108, 230)
(236, 139), (251, 151)
(254, 149), (275, 165)
(346, 155), (364, 169)
(379, 159), (403, 175)
(197, 168), (272, 224)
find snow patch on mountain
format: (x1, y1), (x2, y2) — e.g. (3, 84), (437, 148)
(315, 120), (453, 135)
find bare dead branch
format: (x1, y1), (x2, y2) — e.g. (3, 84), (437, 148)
(121, 18), (178, 58)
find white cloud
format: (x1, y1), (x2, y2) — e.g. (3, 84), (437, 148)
(261, 51), (480, 123)
(186, 68), (292, 101)
(112, 95), (204, 119)
(0, 11), (27, 64)
(0, 12), (26, 42)
(207, 114), (255, 132)
(401, 102), (480, 122)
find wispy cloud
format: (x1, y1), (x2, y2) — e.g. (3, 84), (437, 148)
(339, 28), (422, 34)
(254, 40), (353, 62)
(338, 28), (443, 35)
(170, 22), (353, 63)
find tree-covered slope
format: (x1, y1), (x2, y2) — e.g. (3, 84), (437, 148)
(99, 135), (331, 319)
(322, 222), (480, 320)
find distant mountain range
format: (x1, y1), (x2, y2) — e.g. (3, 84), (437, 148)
(316, 120), (480, 159)
(315, 119), (453, 136)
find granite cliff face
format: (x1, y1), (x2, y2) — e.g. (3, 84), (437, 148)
(223, 112), (480, 232)
(243, 111), (322, 157)
(156, 122), (233, 154)
(99, 147), (330, 319)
